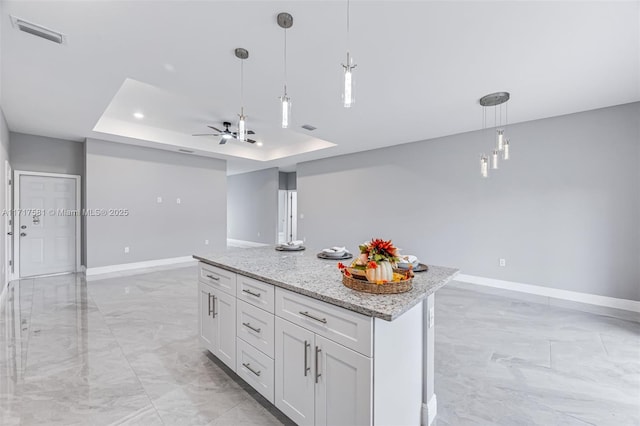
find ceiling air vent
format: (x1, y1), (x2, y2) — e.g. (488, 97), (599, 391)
(301, 124), (317, 131)
(178, 149), (194, 154)
(10, 16), (66, 45)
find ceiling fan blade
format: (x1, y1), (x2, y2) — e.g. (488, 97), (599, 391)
(247, 130), (255, 135)
(208, 126), (223, 132)
(245, 138), (256, 144)
(192, 133), (215, 136)
(219, 138), (227, 145)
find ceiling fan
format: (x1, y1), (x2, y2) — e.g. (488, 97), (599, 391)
(192, 121), (256, 144)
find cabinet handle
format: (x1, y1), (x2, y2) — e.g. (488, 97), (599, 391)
(242, 322), (261, 333)
(242, 362), (261, 377)
(206, 274), (220, 281)
(315, 346), (322, 383)
(304, 340), (310, 376)
(212, 295), (217, 318)
(299, 311), (327, 324)
(208, 293), (213, 316)
(242, 289), (261, 298)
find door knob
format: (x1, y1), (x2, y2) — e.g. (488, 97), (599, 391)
(21, 225), (26, 229)
(6, 232), (12, 236)
(20, 233), (26, 237)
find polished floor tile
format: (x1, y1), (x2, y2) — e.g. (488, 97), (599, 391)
(1, 268), (638, 425)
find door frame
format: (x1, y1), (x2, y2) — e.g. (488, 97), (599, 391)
(4, 160), (12, 285)
(13, 170), (82, 278)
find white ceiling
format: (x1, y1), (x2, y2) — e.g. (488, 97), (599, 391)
(1, 1), (639, 174)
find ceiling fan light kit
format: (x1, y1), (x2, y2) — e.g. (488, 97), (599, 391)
(479, 92), (512, 178)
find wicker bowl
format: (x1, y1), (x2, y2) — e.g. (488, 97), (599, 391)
(342, 273), (413, 294)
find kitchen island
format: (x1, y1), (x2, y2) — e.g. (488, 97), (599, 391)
(194, 247), (458, 426)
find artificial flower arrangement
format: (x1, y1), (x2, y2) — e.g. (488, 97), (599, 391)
(338, 238), (413, 285)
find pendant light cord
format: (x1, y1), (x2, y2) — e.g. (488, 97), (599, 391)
(346, 0), (350, 48)
(283, 27), (288, 94)
(240, 58), (244, 111)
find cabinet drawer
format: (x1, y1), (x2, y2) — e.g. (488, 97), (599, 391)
(236, 338), (274, 404)
(237, 300), (275, 358)
(237, 275), (275, 313)
(275, 288), (373, 357)
(199, 263), (236, 296)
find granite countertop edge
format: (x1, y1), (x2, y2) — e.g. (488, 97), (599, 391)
(193, 254), (459, 321)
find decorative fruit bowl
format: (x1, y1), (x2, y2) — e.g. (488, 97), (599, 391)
(337, 238), (414, 294)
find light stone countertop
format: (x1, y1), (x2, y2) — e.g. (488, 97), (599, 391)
(194, 246), (458, 321)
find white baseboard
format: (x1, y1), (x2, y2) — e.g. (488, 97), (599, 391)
(227, 238), (270, 248)
(86, 256), (196, 277)
(457, 274), (640, 313)
(421, 394), (437, 426)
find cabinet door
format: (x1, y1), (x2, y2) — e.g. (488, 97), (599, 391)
(213, 288), (237, 372)
(199, 282), (216, 353)
(315, 335), (372, 426)
(275, 317), (315, 426)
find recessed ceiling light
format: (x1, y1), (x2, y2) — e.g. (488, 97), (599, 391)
(256, 141), (263, 147)
(133, 112), (144, 119)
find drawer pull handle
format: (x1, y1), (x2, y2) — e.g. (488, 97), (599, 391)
(299, 311), (327, 324)
(243, 362), (261, 377)
(315, 346), (322, 383)
(242, 322), (261, 333)
(208, 293), (213, 316)
(206, 274), (220, 281)
(304, 340), (310, 376)
(242, 289), (261, 298)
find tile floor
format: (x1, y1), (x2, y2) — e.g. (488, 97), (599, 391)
(0, 267), (638, 425)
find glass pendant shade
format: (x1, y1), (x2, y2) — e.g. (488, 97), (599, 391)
(480, 155), (489, 178)
(503, 139), (510, 160)
(497, 129), (504, 151)
(492, 150), (499, 169)
(281, 94), (291, 128)
(237, 114), (246, 141)
(342, 53), (355, 108)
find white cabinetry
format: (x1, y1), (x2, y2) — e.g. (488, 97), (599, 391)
(198, 262), (424, 426)
(274, 289), (373, 426)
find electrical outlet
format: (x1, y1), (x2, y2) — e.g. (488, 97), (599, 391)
(124, 246), (130, 254)
(176, 198), (181, 204)
(205, 239), (209, 245)
(499, 258), (506, 267)
(300, 213), (304, 219)
(125, 287), (130, 294)
(257, 232), (261, 237)
(156, 196), (162, 203)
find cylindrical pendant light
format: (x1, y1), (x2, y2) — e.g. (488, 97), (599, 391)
(480, 155), (489, 178)
(342, 0), (357, 108)
(503, 139), (510, 160)
(277, 13), (293, 128)
(235, 48), (249, 141)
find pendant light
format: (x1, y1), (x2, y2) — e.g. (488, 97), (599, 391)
(277, 13), (293, 128)
(342, 0), (356, 107)
(479, 92), (512, 178)
(235, 48), (249, 141)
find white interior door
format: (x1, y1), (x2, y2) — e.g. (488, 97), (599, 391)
(18, 174), (78, 277)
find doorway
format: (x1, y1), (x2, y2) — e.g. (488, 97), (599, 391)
(278, 190), (297, 244)
(14, 171), (81, 278)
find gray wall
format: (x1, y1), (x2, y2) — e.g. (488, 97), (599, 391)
(228, 168), (279, 244)
(279, 172), (297, 190)
(10, 132), (83, 175)
(298, 102), (640, 301)
(85, 139), (227, 268)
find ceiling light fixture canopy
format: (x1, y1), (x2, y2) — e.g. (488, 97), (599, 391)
(235, 47), (249, 141)
(342, 0), (356, 108)
(479, 92), (512, 178)
(277, 13), (293, 129)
